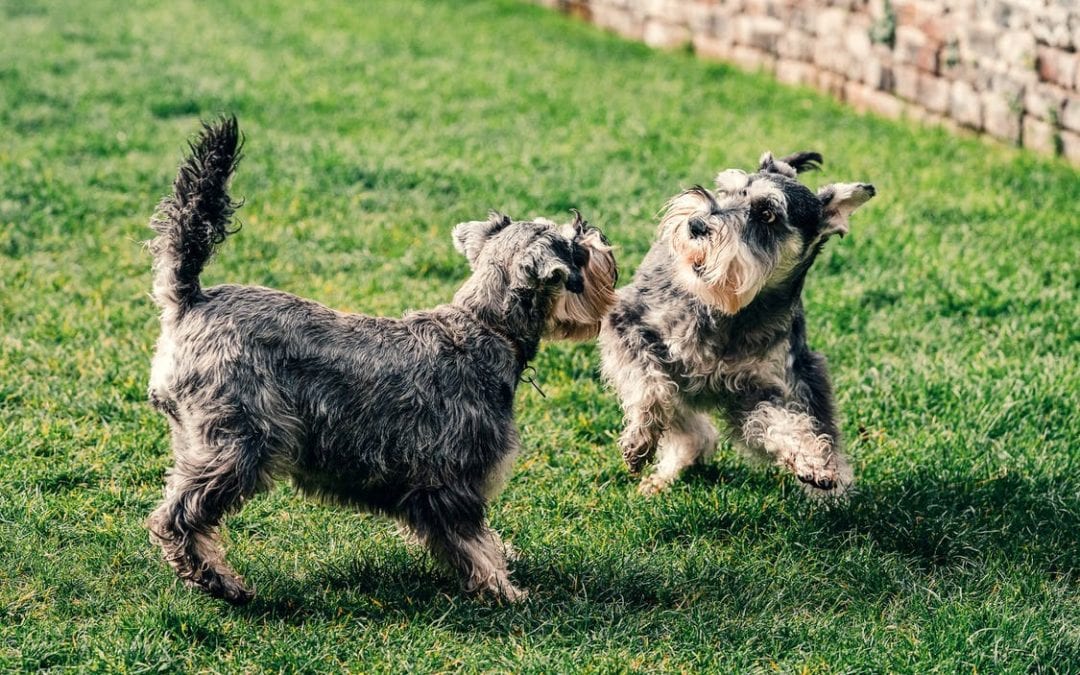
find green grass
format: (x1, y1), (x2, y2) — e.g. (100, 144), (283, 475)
(1, 0), (1078, 670)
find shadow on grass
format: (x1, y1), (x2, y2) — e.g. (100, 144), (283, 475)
(672, 464), (1079, 575)
(224, 467), (1077, 637)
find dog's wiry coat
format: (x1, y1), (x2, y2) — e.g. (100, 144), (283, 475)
(600, 152), (874, 496)
(145, 117), (617, 604)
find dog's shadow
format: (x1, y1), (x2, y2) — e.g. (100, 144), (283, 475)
(674, 463), (1078, 574)
(229, 466), (1077, 636)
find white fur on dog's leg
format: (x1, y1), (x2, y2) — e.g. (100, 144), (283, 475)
(743, 402), (853, 498)
(638, 411), (718, 495)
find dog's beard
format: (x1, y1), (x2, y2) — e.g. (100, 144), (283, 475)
(546, 227), (618, 340)
(661, 193), (774, 316)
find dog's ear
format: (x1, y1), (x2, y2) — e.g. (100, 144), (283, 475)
(452, 211), (512, 266)
(536, 249), (582, 293)
(758, 151), (823, 178)
(817, 183), (876, 238)
(778, 151), (823, 174)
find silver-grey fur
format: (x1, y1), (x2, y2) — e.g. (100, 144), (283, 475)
(145, 117), (617, 604)
(599, 151), (875, 497)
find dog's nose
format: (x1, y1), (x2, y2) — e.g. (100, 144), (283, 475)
(688, 218), (708, 238)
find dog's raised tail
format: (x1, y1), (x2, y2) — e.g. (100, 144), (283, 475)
(149, 115), (243, 318)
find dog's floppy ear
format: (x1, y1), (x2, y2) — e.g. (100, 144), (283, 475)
(452, 211), (512, 266)
(817, 183), (876, 238)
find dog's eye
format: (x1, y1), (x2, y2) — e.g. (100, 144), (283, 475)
(762, 209), (775, 223)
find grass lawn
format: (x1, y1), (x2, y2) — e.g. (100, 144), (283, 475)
(1, 0), (1078, 670)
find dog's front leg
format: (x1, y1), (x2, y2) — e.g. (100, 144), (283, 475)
(615, 368), (679, 475)
(736, 400), (853, 497)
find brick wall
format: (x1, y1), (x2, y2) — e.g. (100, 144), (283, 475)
(537, 0), (1080, 163)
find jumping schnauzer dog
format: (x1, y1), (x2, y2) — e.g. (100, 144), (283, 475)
(145, 117), (617, 603)
(599, 152), (874, 497)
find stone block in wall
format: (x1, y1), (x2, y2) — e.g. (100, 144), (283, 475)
(1022, 115), (1057, 155)
(864, 49), (896, 92)
(995, 30), (1036, 71)
(1060, 129), (1080, 164)
(693, 35), (735, 62)
(957, 22), (1001, 70)
(685, 3), (734, 39)
(814, 42), (854, 76)
(592, 4), (645, 40)
(844, 81), (906, 118)
(816, 69), (847, 99)
(776, 31), (814, 61)
(1024, 82), (1070, 122)
(918, 73), (951, 114)
(1062, 97), (1080, 134)
(895, 25), (939, 74)
(815, 8), (849, 40)
(982, 91), (1022, 143)
(1036, 46), (1078, 91)
(644, 19), (691, 48)
(1031, 6), (1074, 50)
(951, 79), (983, 128)
(775, 59), (817, 87)
(844, 24), (873, 63)
(894, 64), (919, 101)
(730, 45), (777, 73)
(735, 15), (785, 53)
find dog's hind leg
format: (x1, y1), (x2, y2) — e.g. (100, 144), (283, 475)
(638, 409), (718, 495)
(147, 424), (269, 604)
(404, 487), (525, 602)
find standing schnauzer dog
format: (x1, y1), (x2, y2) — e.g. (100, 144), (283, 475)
(599, 152), (874, 497)
(145, 117), (617, 603)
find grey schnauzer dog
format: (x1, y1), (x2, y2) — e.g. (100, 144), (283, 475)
(145, 117), (617, 603)
(599, 152), (875, 497)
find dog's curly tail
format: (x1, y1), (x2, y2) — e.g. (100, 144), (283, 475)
(149, 115), (243, 319)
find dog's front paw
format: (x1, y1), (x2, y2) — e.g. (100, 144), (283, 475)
(637, 473), (673, 496)
(620, 439), (655, 475)
(190, 571), (255, 606)
(794, 454), (854, 500)
(485, 582), (528, 604)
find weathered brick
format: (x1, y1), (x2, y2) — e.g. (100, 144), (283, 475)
(982, 91), (1022, 143)
(730, 45), (776, 73)
(775, 59), (817, 87)
(1060, 128), (1080, 163)
(1036, 46), (1078, 90)
(739, 15), (785, 53)
(1022, 115), (1057, 155)
(815, 8), (848, 38)
(1061, 96), (1080, 134)
(592, 5), (645, 40)
(693, 34), (735, 62)
(1032, 7), (1073, 50)
(1024, 82), (1069, 122)
(951, 79), (983, 128)
(844, 81), (906, 118)
(895, 25), (940, 73)
(643, 19), (691, 48)
(918, 73), (951, 113)
(894, 64), (920, 101)
(864, 54), (895, 91)
(995, 30), (1036, 70)
(776, 30), (814, 61)
(816, 70), (847, 98)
